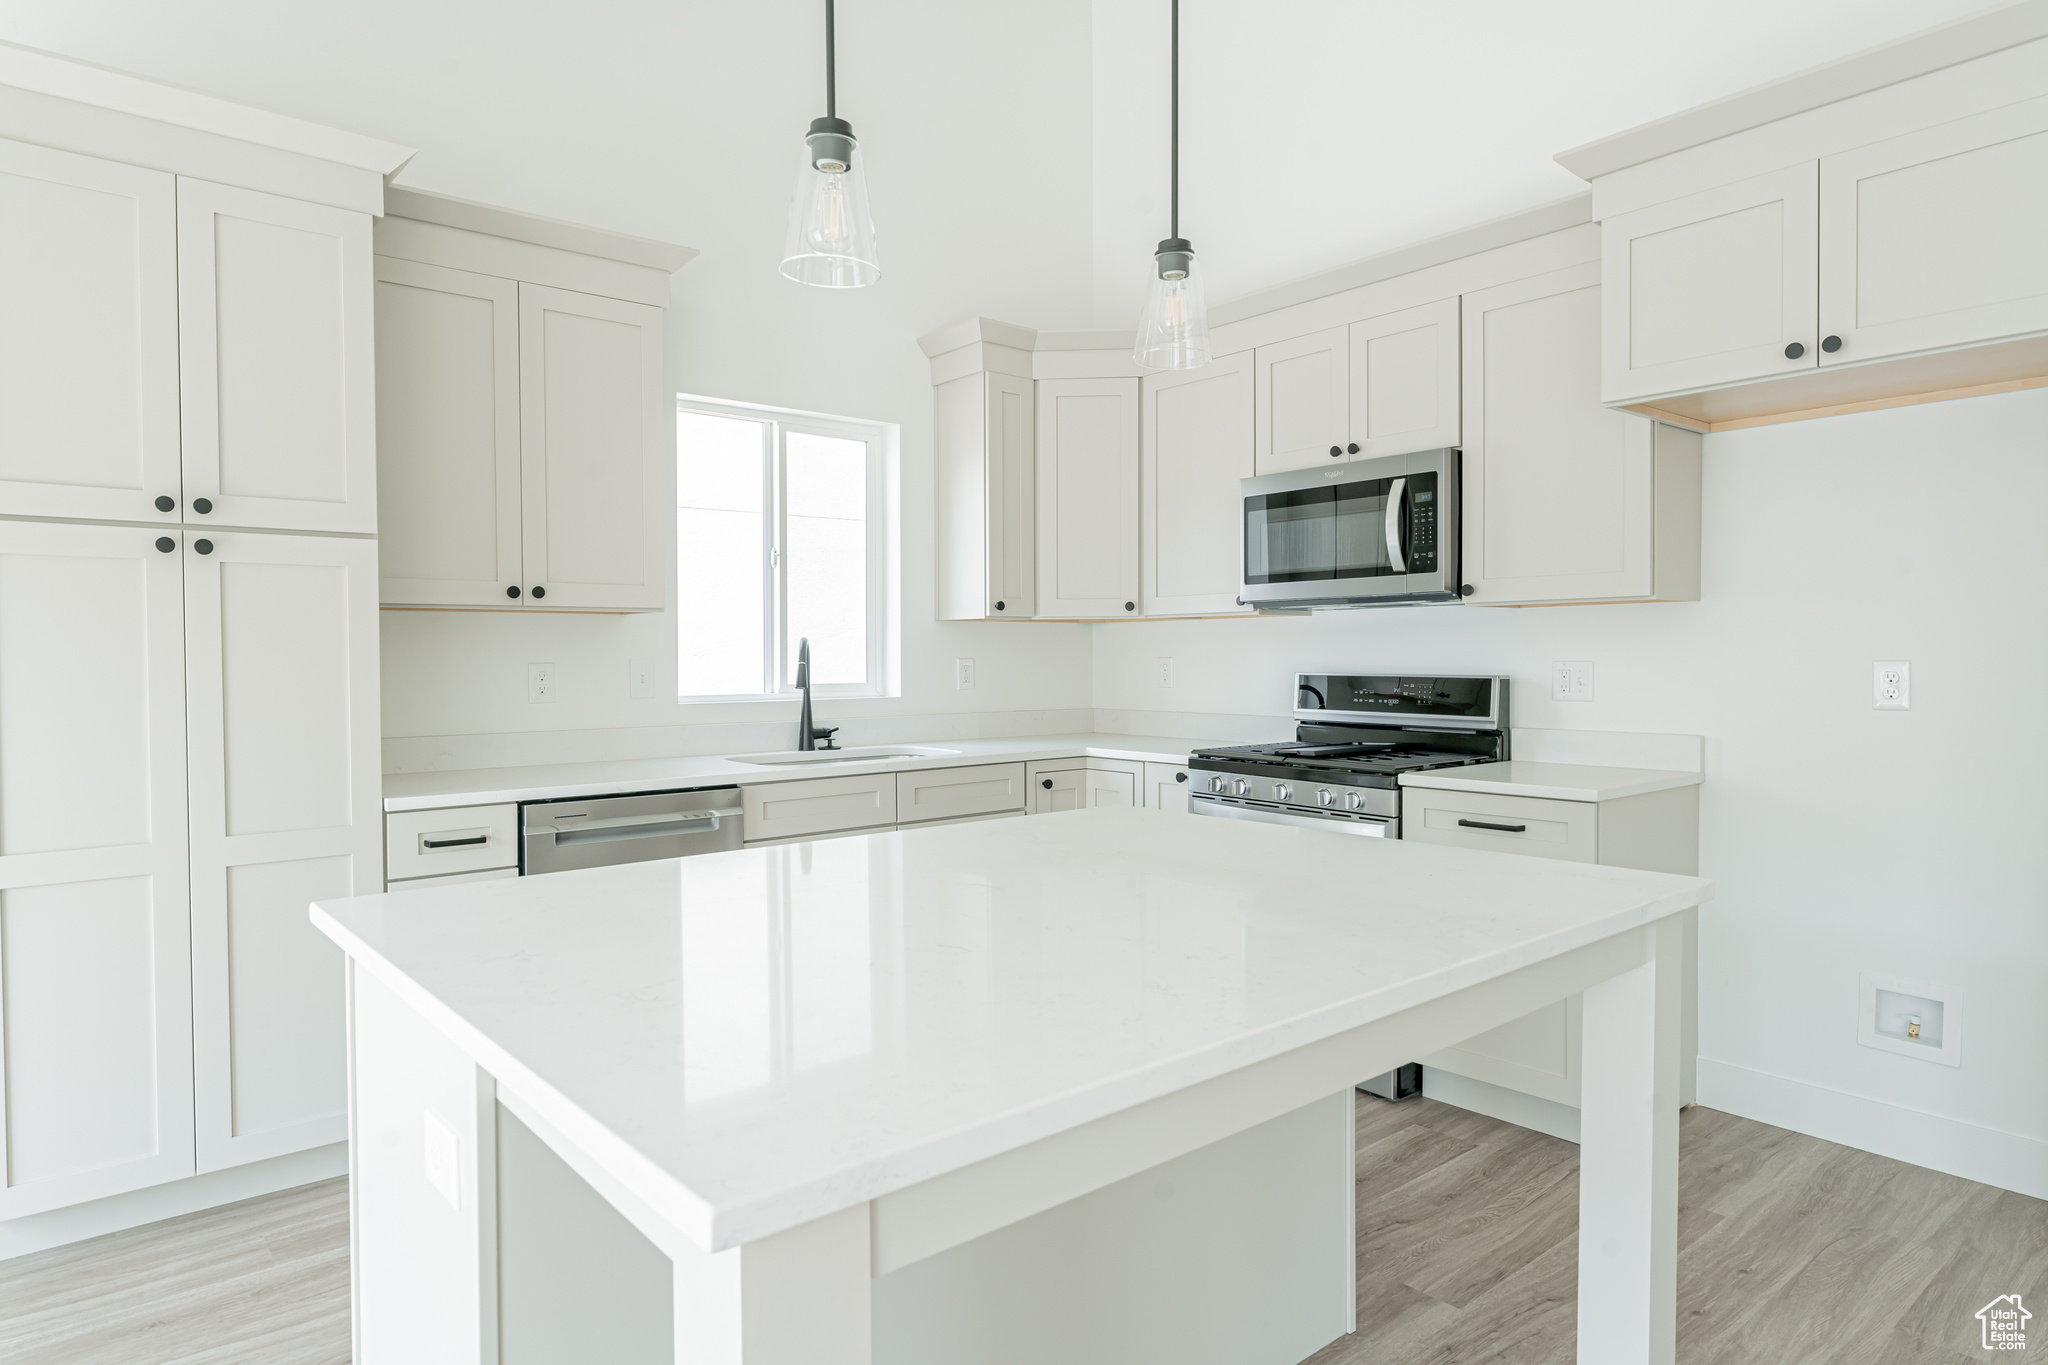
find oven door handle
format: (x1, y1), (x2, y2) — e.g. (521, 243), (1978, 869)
(1384, 476), (1407, 574)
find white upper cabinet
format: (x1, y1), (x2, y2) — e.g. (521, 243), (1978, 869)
(184, 530), (381, 1172)
(1253, 327), (1348, 474)
(1819, 94), (2048, 366)
(0, 521), (194, 1219)
(1036, 377), (1140, 618)
(0, 140), (182, 525)
(1142, 352), (1254, 617)
(1347, 297), (1461, 456)
(177, 178), (376, 534)
(517, 283), (667, 611)
(1463, 264), (1699, 605)
(374, 258), (522, 606)
(1600, 163), (1819, 404)
(937, 370), (1035, 620)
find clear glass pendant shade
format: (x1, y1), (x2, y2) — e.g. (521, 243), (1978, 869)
(1133, 241), (1211, 369)
(779, 130), (881, 288)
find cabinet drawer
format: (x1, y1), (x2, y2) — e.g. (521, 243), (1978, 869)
(743, 773), (897, 843)
(386, 803), (518, 880)
(1403, 789), (1595, 863)
(896, 764), (1026, 824)
(386, 866), (519, 893)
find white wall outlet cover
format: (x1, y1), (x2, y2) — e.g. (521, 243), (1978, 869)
(1857, 970), (1961, 1066)
(1873, 661), (1910, 710)
(1552, 661), (1594, 702)
(422, 1109), (462, 1209)
(528, 662), (555, 704)
(1156, 656), (1174, 688)
(954, 657), (975, 690)
(629, 659), (656, 699)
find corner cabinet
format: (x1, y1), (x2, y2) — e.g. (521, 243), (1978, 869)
(1142, 353), (1255, 616)
(1036, 377), (1140, 618)
(373, 195), (687, 611)
(1461, 264), (1700, 606)
(936, 369), (1035, 620)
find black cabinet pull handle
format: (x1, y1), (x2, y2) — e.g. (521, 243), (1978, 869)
(154, 495), (175, 512)
(155, 536), (175, 553)
(1783, 341), (1805, 359)
(1041, 778), (1053, 789)
(1457, 818), (1526, 833)
(1175, 771), (1188, 783)
(193, 539), (214, 555)
(506, 585), (521, 598)
(192, 498), (212, 514)
(530, 585), (545, 599)
(1821, 335), (1842, 353)
(422, 835), (489, 849)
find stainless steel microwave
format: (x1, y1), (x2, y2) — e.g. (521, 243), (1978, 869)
(1238, 447), (1461, 609)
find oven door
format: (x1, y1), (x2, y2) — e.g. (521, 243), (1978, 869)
(1189, 793), (1398, 838)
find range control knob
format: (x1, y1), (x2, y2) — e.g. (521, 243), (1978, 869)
(1344, 791), (1365, 811)
(1209, 775), (1227, 793)
(1232, 779), (1250, 797)
(1317, 788), (1334, 807)
(1273, 783), (1292, 802)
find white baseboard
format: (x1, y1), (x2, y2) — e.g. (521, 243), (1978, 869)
(1420, 1066), (1582, 1144)
(0, 1142), (348, 1262)
(1697, 1058), (2047, 1200)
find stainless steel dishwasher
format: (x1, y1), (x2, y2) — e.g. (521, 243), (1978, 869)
(520, 787), (744, 875)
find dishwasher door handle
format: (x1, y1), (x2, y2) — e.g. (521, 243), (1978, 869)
(535, 808), (743, 847)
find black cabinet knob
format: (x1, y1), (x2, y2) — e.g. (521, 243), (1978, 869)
(1821, 335), (1842, 353)
(1175, 770), (1188, 783)
(1784, 341), (1805, 359)
(994, 600), (1005, 611)
(155, 536), (175, 553)
(531, 585), (545, 599)
(506, 585), (521, 599)
(1328, 445), (1341, 457)
(194, 539), (214, 555)
(1458, 583), (1474, 597)
(154, 495), (175, 512)
(1041, 778), (1052, 789)
(1346, 443), (1359, 454)
(192, 498), (212, 514)
(1124, 601), (1135, 611)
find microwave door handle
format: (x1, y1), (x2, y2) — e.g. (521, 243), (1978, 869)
(1384, 476), (1407, 574)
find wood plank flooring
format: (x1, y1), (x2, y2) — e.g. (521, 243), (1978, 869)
(1, 1104), (2038, 1363)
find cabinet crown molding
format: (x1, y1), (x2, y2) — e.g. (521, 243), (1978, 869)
(382, 185), (696, 273)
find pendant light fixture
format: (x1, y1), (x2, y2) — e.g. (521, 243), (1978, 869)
(1133, 0), (1211, 369)
(780, 0), (881, 288)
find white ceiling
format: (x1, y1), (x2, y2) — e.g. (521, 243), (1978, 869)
(1090, 0), (2017, 326)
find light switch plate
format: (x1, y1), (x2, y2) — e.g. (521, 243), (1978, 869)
(1873, 661), (1910, 710)
(954, 658), (975, 690)
(1552, 661), (1594, 702)
(528, 663), (555, 704)
(422, 1110), (461, 1209)
(629, 659), (656, 699)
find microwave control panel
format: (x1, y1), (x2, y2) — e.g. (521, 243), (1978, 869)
(1407, 472), (1438, 574)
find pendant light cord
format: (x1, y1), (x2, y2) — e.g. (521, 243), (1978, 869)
(825, 0), (836, 118)
(1170, 0), (1179, 239)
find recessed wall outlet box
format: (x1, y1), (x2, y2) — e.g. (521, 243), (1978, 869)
(1858, 971), (1961, 1065)
(422, 1109), (461, 1210)
(1157, 656), (1174, 688)
(528, 663), (555, 704)
(954, 658), (975, 690)
(1552, 661), (1594, 702)
(629, 659), (656, 699)
(1873, 661), (1910, 710)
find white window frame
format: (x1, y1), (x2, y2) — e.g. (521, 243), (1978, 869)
(676, 394), (893, 703)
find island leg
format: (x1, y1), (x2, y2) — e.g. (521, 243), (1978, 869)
(1576, 916), (1681, 1365)
(673, 1201), (872, 1364)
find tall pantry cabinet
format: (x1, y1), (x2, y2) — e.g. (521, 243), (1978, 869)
(0, 64), (408, 1223)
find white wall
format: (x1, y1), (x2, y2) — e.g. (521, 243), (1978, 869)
(5, 0), (1103, 769)
(1093, 389), (2048, 1193)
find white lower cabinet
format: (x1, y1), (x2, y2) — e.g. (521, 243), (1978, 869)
(384, 803), (519, 882)
(1146, 762), (1192, 814)
(1025, 758), (1145, 814)
(1405, 783), (1700, 1115)
(895, 764), (1026, 825)
(742, 772), (897, 843)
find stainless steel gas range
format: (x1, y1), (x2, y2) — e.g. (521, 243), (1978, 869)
(1187, 673), (1509, 839)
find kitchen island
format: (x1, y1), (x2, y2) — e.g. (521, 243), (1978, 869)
(314, 806), (1709, 1365)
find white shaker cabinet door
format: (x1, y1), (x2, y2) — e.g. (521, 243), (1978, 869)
(518, 283), (667, 610)
(1347, 297), (1460, 457)
(1036, 377), (1140, 618)
(374, 257), (523, 606)
(1599, 162), (1818, 403)
(1145, 762), (1191, 814)
(1253, 326), (1348, 475)
(177, 178), (377, 534)
(1142, 352), (1254, 616)
(0, 522), (194, 1218)
(1819, 94), (2048, 367)
(0, 140), (181, 524)
(185, 531), (381, 1172)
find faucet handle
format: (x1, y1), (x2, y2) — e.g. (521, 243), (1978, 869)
(813, 726), (840, 750)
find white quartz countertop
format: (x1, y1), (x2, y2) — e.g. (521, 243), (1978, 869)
(313, 807), (1711, 1254)
(1399, 761), (1703, 802)
(380, 733), (1217, 812)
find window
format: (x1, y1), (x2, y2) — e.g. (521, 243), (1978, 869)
(676, 397), (889, 701)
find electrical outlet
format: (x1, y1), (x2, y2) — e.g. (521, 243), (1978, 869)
(955, 657), (975, 690)
(629, 659), (656, 699)
(1156, 656), (1174, 688)
(1873, 661), (1910, 710)
(528, 663), (555, 704)
(1552, 661), (1594, 702)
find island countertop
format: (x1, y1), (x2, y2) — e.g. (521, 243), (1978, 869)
(313, 806), (1711, 1255)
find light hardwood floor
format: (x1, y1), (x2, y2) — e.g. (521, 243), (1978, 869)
(1, 1104), (2038, 1364)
